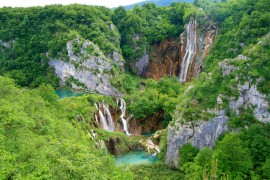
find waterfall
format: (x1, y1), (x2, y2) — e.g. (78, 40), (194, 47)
(146, 139), (160, 155)
(95, 115), (99, 127)
(119, 98), (131, 136)
(179, 20), (197, 82)
(95, 102), (115, 132)
(94, 103), (98, 110)
(104, 104), (115, 132)
(95, 99), (131, 135)
(98, 109), (109, 131)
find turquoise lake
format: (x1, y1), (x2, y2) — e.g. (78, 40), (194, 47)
(55, 89), (85, 99)
(115, 151), (158, 166)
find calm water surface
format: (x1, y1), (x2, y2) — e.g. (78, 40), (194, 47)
(55, 89), (85, 99)
(115, 151), (158, 166)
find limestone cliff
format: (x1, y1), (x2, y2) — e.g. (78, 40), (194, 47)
(49, 38), (123, 96)
(165, 54), (270, 168)
(143, 39), (181, 80)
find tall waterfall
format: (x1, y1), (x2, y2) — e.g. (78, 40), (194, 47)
(119, 98), (131, 136)
(97, 103), (115, 132)
(179, 20), (197, 82)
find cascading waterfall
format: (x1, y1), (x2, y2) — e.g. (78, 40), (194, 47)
(119, 98), (131, 136)
(146, 139), (160, 154)
(98, 108), (109, 131)
(94, 103), (98, 110)
(104, 104), (115, 132)
(179, 20), (197, 82)
(95, 99), (131, 135)
(96, 103), (115, 132)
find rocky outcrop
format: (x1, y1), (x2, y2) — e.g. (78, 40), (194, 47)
(219, 56), (270, 122)
(105, 136), (144, 156)
(49, 38), (123, 96)
(135, 53), (149, 77)
(166, 110), (229, 167)
(144, 39), (181, 79)
(166, 54), (270, 168)
(232, 83), (270, 122)
(128, 112), (164, 135)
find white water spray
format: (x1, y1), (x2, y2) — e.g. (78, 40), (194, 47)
(179, 20), (197, 82)
(94, 103), (98, 110)
(95, 114), (99, 127)
(104, 104), (115, 132)
(119, 98), (131, 136)
(98, 109), (109, 131)
(96, 103), (115, 132)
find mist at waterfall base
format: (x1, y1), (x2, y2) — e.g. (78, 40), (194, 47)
(115, 151), (158, 166)
(55, 89), (85, 99)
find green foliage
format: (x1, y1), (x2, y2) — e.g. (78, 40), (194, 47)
(239, 124), (270, 175)
(179, 143), (199, 167)
(130, 162), (183, 180)
(110, 64), (140, 94)
(0, 76), (132, 179)
(0, 4), (121, 88)
(228, 108), (259, 128)
(94, 129), (142, 155)
(203, 0), (270, 70)
(175, 70), (233, 123)
(126, 77), (183, 120)
(194, 147), (213, 168)
(214, 133), (253, 179)
(243, 34), (270, 95)
(261, 158), (270, 179)
(158, 129), (168, 161)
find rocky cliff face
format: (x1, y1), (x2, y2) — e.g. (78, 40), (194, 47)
(166, 110), (229, 167)
(135, 18), (216, 81)
(49, 38), (123, 96)
(165, 54), (270, 168)
(128, 111), (164, 135)
(143, 39), (181, 80)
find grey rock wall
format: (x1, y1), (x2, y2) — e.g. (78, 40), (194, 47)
(49, 38), (122, 96)
(166, 110), (229, 167)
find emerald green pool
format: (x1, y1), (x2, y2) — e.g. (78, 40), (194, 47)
(115, 151), (158, 166)
(55, 90), (85, 99)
